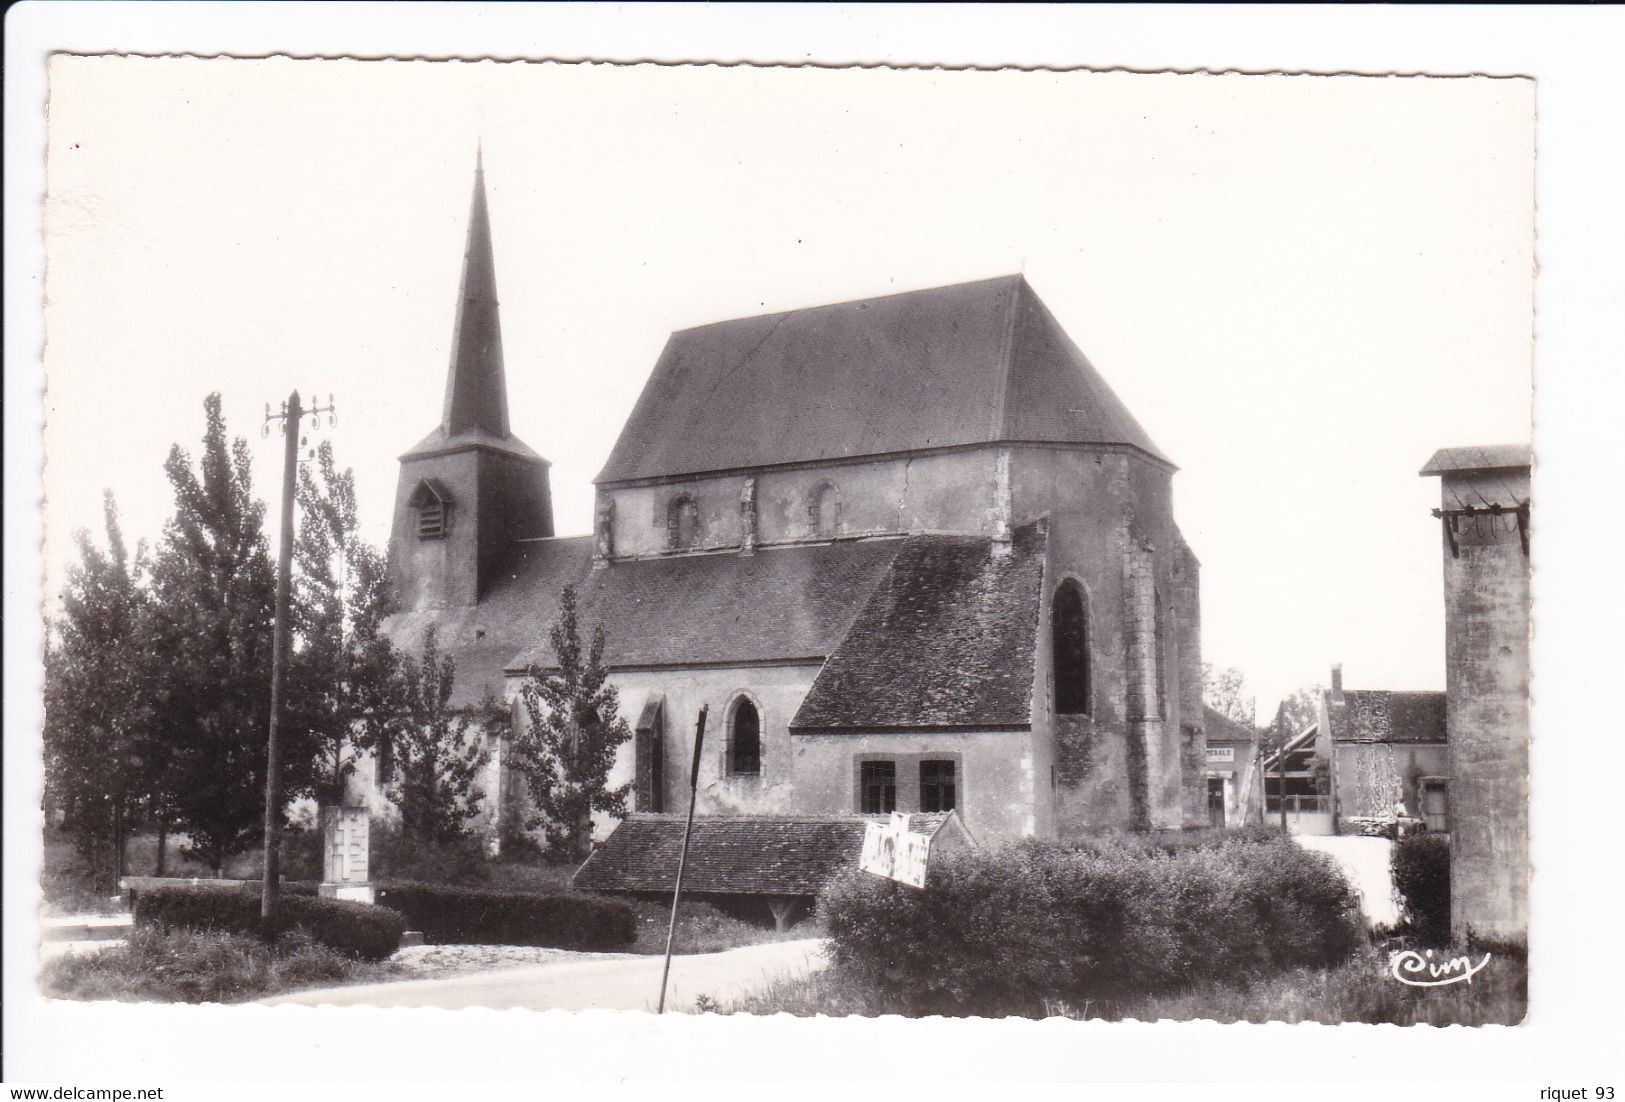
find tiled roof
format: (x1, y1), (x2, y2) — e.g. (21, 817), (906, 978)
(1419, 444), (1531, 476)
(572, 815), (869, 895)
(790, 522), (1046, 731)
(383, 535), (905, 708)
(1203, 705), (1259, 745)
(596, 275), (1169, 484)
(1326, 690), (1447, 744)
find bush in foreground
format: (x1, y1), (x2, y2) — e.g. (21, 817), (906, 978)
(42, 925), (395, 1004)
(1392, 833), (1451, 946)
(375, 882), (635, 950)
(133, 886), (404, 961)
(818, 831), (1362, 1016)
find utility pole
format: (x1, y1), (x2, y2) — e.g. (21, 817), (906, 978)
(658, 704), (708, 1014)
(261, 390), (336, 929)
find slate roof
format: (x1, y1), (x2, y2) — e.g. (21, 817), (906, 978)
(790, 522), (1046, 731)
(1326, 690), (1447, 744)
(1420, 444), (1531, 476)
(573, 813), (962, 895)
(596, 275), (1170, 485)
(1203, 705), (1259, 746)
(572, 815), (869, 895)
(383, 535), (906, 708)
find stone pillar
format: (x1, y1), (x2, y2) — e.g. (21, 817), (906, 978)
(592, 495), (614, 569)
(739, 476), (758, 555)
(319, 806), (374, 904)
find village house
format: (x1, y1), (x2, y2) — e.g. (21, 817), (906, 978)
(367, 157), (1210, 895)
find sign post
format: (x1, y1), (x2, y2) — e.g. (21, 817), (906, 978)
(657, 704), (707, 1014)
(859, 812), (933, 889)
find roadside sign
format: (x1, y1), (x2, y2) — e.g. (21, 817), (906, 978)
(860, 812), (932, 889)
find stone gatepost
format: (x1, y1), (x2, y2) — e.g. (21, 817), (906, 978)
(319, 806), (374, 904)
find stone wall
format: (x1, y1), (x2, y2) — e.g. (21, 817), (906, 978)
(599, 447), (1008, 558)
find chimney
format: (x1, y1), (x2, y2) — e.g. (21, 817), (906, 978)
(1330, 663), (1344, 704)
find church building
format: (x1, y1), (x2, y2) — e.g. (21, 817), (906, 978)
(376, 157), (1209, 859)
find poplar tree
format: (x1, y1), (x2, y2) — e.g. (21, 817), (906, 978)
(42, 493), (162, 892)
(147, 394), (278, 875)
(387, 626), (491, 845)
(290, 439), (399, 807)
(513, 585), (632, 862)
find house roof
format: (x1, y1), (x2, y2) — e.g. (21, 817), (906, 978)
(383, 535), (907, 708)
(1326, 690), (1447, 744)
(573, 813), (966, 895)
(790, 522), (1047, 731)
(572, 815), (869, 895)
(1420, 444), (1531, 477)
(1203, 705), (1258, 745)
(596, 275), (1170, 485)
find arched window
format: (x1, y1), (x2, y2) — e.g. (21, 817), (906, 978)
(1052, 579), (1091, 715)
(667, 494), (700, 550)
(808, 481), (841, 538)
(727, 697), (761, 776)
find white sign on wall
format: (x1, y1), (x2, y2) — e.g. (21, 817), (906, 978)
(1205, 746), (1236, 763)
(860, 812), (932, 889)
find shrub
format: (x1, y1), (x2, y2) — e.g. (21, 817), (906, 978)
(819, 831), (1362, 1016)
(374, 882), (635, 950)
(133, 886), (404, 961)
(370, 818), (493, 886)
(1392, 833), (1450, 946)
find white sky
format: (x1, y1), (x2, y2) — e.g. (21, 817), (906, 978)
(42, 58), (1533, 718)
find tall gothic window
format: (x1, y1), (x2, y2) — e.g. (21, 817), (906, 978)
(808, 481), (841, 538)
(727, 697), (761, 776)
(667, 494), (700, 550)
(1052, 579), (1091, 714)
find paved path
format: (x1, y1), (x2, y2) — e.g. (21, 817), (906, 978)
(263, 938), (828, 1012)
(1294, 834), (1400, 929)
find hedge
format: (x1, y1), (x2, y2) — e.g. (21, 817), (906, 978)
(133, 887), (404, 961)
(819, 831), (1363, 1015)
(374, 882), (636, 950)
(1392, 833), (1451, 945)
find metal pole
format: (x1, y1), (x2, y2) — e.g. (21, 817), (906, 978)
(658, 704), (708, 1014)
(261, 390), (301, 929)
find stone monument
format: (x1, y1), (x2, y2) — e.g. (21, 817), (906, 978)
(319, 805), (374, 904)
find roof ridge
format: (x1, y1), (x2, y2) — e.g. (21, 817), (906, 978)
(990, 274), (1025, 440)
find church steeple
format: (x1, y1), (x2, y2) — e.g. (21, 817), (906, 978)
(386, 147), (553, 613)
(441, 146), (510, 438)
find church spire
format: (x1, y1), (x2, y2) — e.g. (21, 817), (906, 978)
(441, 146), (510, 438)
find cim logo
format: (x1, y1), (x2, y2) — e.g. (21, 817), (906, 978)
(1388, 948), (1493, 988)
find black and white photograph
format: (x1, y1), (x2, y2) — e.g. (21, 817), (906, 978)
(6, 5), (1623, 1094)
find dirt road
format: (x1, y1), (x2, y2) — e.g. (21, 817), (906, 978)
(262, 938), (827, 1012)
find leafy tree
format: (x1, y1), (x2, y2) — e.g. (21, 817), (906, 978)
(290, 439), (399, 806)
(514, 585), (633, 862)
(147, 394), (278, 875)
(1201, 663), (1256, 727)
(42, 493), (162, 892)
(388, 627), (492, 846)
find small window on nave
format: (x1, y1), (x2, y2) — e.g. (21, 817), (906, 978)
(667, 494), (701, 550)
(808, 481), (841, 538)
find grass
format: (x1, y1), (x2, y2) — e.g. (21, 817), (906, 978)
(41, 925), (401, 1004)
(625, 899), (823, 956)
(718, 942), (1526, 1026)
